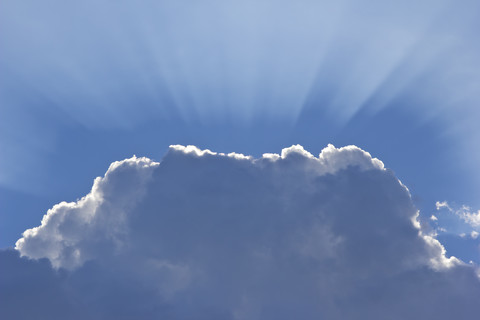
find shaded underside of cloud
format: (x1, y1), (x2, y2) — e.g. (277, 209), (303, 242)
(2, 144), (480, 319)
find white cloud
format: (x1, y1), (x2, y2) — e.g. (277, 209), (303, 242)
(5, 144), (480, 319)
(15, 155), (159, 269)
(459, 206), (480, 228)
(436, 200), (480, 232)
(15, 144), (389, 272)
(436, 201), (452, 211)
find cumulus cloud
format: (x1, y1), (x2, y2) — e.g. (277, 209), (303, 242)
(3, 144), (480, 319)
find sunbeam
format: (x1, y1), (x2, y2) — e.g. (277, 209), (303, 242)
(1, 0), (479, 247)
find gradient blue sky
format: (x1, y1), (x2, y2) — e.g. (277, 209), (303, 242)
(1, 0), (480, 262)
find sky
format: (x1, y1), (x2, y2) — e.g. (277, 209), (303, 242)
(1, 0), (480, 318)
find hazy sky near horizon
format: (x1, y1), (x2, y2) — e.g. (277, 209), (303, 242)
(1, 1), (480, 318)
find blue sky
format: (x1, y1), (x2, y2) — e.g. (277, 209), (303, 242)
(1, 0), (480, 317)
(2, 0), (480, 251)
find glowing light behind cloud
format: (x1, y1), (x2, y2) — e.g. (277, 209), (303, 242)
(3, 0), (477, 125)
(1, 0), (480, 190)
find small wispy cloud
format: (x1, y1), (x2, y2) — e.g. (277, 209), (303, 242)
(436, 201), (452, 211)
(436, 201), (480, 228)
(434, 201), (480, 242)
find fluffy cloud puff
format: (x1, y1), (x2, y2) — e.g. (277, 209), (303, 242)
(3, 144), (480, 319)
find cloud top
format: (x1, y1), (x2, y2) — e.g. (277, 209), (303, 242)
(16, 156), (159, 269)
